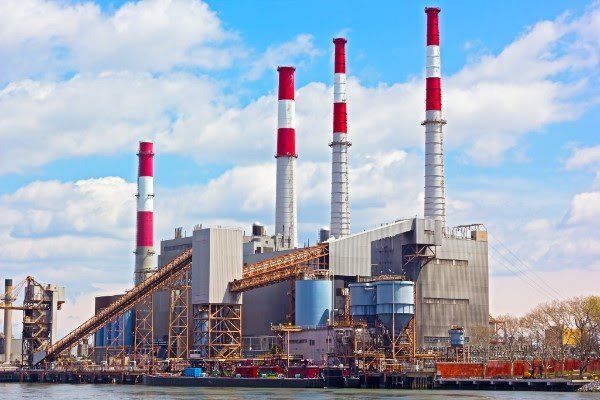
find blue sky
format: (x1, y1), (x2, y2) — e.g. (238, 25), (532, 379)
(0, 0), (599, 334)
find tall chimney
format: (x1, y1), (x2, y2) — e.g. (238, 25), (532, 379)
(275, 66), (298, 248)
(135, 141), (155, 285)
(423, 7), (446, 224)
(329, 38), (351, 239)
(3, 279), (12, 364)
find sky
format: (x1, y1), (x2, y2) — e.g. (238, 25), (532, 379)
(0, 0), (599, 337)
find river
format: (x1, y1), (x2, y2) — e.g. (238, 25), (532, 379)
(1, 384), (598, 400)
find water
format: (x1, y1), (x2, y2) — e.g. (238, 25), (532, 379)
(1, 384), (597, 400)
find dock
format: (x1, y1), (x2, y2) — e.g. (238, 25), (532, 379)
(434, 377), (589, 392)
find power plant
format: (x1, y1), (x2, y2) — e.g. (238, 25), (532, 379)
(0, 7), (594, 391)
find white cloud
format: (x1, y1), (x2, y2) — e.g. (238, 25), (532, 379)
(565, 191), (600, 225)
(565, 144), (600, 170)
(0, 72), (224, 173)
(0, 0), (237, 81)
(245, 34), (320, 80)
(0, 2), (598, 174)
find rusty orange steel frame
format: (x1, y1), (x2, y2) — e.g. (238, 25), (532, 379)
(38, 244), (330, 366)
(39, 248), (193, 365)
(229, 244), (329, 293)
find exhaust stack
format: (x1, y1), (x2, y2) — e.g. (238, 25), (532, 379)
(423, 7), (446, 224)
(135, 141), (155, 285)
(3, 279), (13, 364)
(329, 38), (351, 239)
(275, 66), (298, 248)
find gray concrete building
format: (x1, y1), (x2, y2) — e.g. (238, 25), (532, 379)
(155, 218), (489, 352)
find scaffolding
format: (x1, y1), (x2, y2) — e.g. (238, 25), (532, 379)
(167, 269), (190, 360)
(330, 323), (385, 372)
(21, 277), (65, 365)
(192, 304), (242, 361)
(271, 323), (302, 369)
(39, 248), (192, 365)
(104, 313), (127, 367)
(134, 295), (154, 369)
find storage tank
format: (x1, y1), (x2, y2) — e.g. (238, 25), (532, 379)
(348, 282), (376, 323)
(448, 326), (465, 347)
(295, 279), (333, 327)
(375, 280), (414, 333)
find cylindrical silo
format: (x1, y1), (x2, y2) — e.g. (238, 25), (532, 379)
(348, 282), (376, 324)
(375, 280), (414, 333)
(295, 279), (333, 327)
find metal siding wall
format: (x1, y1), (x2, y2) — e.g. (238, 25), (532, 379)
(328, 220), (414, 276)
(212, 228), (243, 304)
(242, 282), (289, 336)
(152, 290), (170, 341)
(192, 229), (211, 304)
(416, 237), (489, 347)
(192, 227), (243, 305)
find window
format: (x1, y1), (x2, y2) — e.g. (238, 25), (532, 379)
(435, 258), (468, 267)
(309, 340), (315, 346)
(164, 243), (191, 252)
(423, 297), (469, 305)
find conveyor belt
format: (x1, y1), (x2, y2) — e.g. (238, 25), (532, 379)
(35, 249), (193, 365)
(36, 243), (329, 365)
(229, 244), (328, 292)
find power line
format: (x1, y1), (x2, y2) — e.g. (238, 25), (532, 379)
(485, 228), (565, 301)
(492, 235), (564, 300)
(488, 250), (558, 302)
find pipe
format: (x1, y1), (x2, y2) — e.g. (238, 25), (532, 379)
(329, 38), (351, 239)
(275, 66), (298, 248)
(423, 7), (446, 224)
(3, 279), (12, 364)
(135, 141), (155, 285)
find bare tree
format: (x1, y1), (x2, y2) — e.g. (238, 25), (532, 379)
(496, 314), (525, 377)
(521, 305), (553, 377)
(542, 300), (575, 377)
(469, 324), (494, 369)
(568, 296), (600, 378)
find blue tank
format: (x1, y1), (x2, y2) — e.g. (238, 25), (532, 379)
(295, 279), (333, 327)
(348, 282), (376, 323)
(375, 280), (414, 333)
(449, 327), (465, 347)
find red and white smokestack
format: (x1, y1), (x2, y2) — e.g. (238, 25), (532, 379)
(329, 38), (350, 239)
(423, 7), (446, 224)
(135, 141), (155, 285)
(275, 66), (298, 248)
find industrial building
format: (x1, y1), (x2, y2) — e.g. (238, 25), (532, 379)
(87, 6), (488, 367)
(1, 7), (490, 375)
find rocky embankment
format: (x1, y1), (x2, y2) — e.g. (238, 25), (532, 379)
(578, 380), (600, 392)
